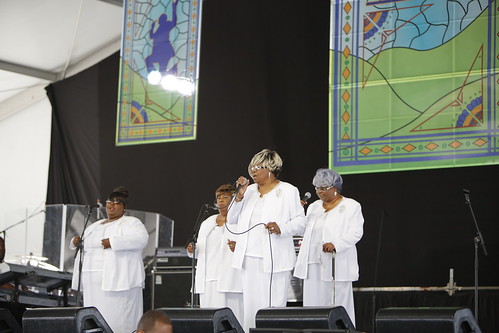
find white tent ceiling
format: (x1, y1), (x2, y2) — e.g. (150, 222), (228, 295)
(0, 0), (124, 120)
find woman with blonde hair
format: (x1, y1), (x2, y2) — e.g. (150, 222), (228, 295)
(228, 149), (306, 332)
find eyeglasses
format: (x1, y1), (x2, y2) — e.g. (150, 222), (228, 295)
(315, 186), (334, 191)
(250, 165), (265, 172)
(106, 200), (124, 205)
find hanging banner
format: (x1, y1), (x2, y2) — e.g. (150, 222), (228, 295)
(116, 0), (202, 145)
(329, 0), (498, 173)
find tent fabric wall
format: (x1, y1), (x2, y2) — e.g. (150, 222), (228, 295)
(0, 98), (51, 213)
(0, 98), (51, 257)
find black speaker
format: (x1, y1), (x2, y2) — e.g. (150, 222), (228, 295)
(250, 329), (361, 333)
(255, 307), (355, 330)
(157, 307), (243, 333)
(0, 308), (22, 333)
(375, 307), (482, 333)
(150, 269), (194, 308)
(22, 307), (113, 333)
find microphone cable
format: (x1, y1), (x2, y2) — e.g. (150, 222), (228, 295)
(223, 193), (276, 308)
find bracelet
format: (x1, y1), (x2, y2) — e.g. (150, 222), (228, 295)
(235, 196), (244, 202)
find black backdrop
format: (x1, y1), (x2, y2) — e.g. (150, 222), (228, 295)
(46, 0), (497, 292)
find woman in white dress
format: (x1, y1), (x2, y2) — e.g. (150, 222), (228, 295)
(187, 184), (243, 325)
(228, 149), (307, 332)
(294, 169), (364, 326)
(71, 186), (149, 333)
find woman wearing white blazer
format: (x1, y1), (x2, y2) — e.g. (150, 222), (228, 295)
(228, 149), (307, 333)
(71, 186), (149, 333)
(294, 169), (364, 326)
(187, 184), (243, 325)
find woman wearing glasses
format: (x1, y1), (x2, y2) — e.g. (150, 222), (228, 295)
(186, 184), (243, 325)
(229, 149), (307, 332)
(70, 186), (149, 333)
(294, 169), (364, 326)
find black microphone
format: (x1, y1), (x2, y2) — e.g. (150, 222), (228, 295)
(463, 189), (471, 203)
(234, 183), (243, 196)
(301, 192), (312, 202)
(205, 203), (219, 210)
(86, 204), (100, 209)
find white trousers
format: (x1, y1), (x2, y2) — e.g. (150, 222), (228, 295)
(241, 256), (289, 333)
(200, 280), (244, 326)
(82, 271), (143, 333)
(302, 263), (356, 327)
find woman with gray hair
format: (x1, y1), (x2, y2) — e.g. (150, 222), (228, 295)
(228, 149), (307, 332)
(294, 168), (364, 326)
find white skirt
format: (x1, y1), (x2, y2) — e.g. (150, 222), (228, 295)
(303, 263), (356, 327)
(82, 270), (143, 333)
(199, 280), (244, 327)
(241, 256), (289, 333)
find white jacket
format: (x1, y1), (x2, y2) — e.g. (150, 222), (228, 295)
(71, 215), (149, 291)
(188, 214), (242, 293)
(294, 197), (364, 282)
(227, 181), (306, 273)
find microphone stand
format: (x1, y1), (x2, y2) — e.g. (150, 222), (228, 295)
(186, 204), (213, 308)
(463, 189), (488, 322)
(331, 251), (336, 307)
(75, 205), (96, 307)
(0, 209), (46, 235)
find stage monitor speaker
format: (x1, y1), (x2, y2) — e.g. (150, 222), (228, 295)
(150, 269), (194, 308)
(22, 306), (113, 333)
(157, 307), (243, 333)
(250, 329), (361, 333)
(0, 308), (22, 333)
(375, 307), (481, 333)
(255, 307), (355, 330)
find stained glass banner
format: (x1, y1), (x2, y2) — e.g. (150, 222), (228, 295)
(117, 0), (202, 145)
(329, 0), (498, 173)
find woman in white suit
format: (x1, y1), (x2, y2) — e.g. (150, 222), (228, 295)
(71, 186), (149, 333)
(294, 169), (364, 326)
(228, 149), (307, 332)
(187, 184), (243, 325)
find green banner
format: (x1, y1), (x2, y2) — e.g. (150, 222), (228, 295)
(329, 0), (498, 173)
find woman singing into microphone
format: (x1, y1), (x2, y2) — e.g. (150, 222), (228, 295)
(186, 184), (243, 325)
(228, 149), (307, 332)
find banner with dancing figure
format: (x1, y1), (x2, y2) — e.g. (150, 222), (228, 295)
(117, 0), (202, 145)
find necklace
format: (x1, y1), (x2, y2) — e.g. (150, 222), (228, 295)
(323, 195), (343, 212)
(258, 180), (280, 197)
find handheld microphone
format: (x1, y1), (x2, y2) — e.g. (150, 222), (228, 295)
(463, 189), (471, 203)
(234, 183), (243, 196)
(301, 192), (311, 202)
(205, 203), (219, 210)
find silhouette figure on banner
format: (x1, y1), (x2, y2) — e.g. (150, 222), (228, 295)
(146, 0), (179, 76)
